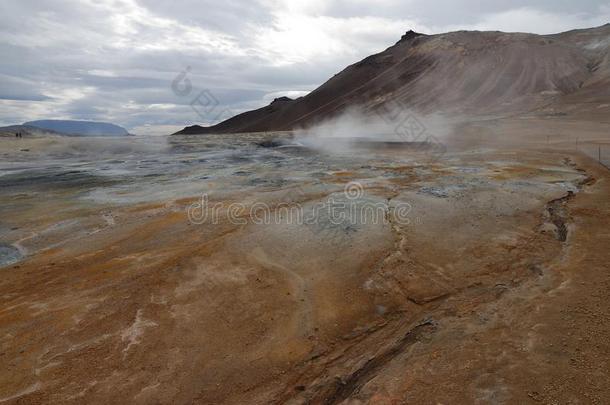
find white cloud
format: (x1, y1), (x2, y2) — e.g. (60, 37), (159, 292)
(446, 6), (610, 34)
(130, 124), (184, 136)
(262, 90), (311, 102)
(253, 10), (427, 65)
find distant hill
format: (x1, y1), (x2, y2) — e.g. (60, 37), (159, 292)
(0, 124), (62, 138)
(174, 24), (610, 135)
(24, 120), (129, 136)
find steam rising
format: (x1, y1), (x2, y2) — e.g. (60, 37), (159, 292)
(15, 136), (171, 158)
(294, 106), (455, 154)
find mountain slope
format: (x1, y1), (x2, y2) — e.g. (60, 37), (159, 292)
(175, 24), (610, 135)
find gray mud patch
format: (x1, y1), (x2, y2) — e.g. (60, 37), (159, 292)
(418, 185), (468, 198)
(0, 169), (115, 191)
(0, 244), (22, 268)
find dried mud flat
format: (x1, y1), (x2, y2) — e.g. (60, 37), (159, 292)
(1, 121), (609, 404)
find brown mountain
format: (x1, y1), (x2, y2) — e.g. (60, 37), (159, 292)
(174, 24), (610, 135)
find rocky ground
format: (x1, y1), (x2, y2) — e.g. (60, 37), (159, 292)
(0, 120), (609, 404)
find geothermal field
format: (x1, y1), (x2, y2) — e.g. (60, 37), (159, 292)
(1, 114), (610, 403)
(1, 16), (610, 405)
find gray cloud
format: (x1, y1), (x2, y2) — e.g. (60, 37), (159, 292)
(323, 0), (604, 26)
(0, 0), (609, 134)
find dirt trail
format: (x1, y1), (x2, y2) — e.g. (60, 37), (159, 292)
(248, 247), (314, 338)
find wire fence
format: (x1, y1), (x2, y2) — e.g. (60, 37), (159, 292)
(576, 141), (610, 170)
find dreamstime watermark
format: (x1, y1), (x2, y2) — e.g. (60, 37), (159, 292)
(172, 66), (233, 123)
(187, 182), (413, 227)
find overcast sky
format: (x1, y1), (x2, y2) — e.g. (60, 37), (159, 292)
(1, 0), (609, 134)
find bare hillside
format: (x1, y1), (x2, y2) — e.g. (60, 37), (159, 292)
(175, 24), (610, 135)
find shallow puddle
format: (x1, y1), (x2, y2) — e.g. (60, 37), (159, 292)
(0, 243), (22, 267)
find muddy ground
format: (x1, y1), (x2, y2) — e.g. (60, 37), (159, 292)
(0, 118), (609, 404)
